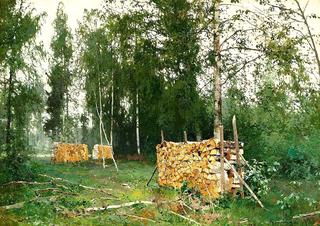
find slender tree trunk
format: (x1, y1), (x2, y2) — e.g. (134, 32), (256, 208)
(136, 90), (140, 155)
(294, 0), (320, 78)
(98, 79), (105, 168)
(213, 0), (222, 139)
(62, 96), (65, 142)
(5, 65), (14, 150)
(110, 73), (114, 147)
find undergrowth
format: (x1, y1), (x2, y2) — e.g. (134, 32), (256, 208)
(0, 159), (319, 225)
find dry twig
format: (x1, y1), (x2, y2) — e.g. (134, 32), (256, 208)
(120, 213), (156, 223)
(169, 210), (201, 225)
(84, 200), (154, 212)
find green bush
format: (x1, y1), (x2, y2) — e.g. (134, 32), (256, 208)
(244, 159), (279, 197)
(280, 147), (318, 179)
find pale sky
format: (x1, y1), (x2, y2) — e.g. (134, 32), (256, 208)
(31, 0), (103, 48)
(30, 0), (320, 48)
(27, 0), (319, 117)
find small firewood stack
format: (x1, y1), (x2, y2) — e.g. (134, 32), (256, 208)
(92, 144), (113, 160)
(156, 138), (244, 198)
(52, 143), (89, 163)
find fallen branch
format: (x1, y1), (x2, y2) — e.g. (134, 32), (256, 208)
(120, 213), (156, 223)
(169, 210), (201, 225)
(0, 196), (59, 210)
(1, 202), (24, 210)
(34, 188), (60, 193)
(1, 181), (52, 187)
(84, 200), (154, 212)
(38, 174), (114, 195)
(292, 210), (320, 219)
(34, 188), (78, 196)
(275, 210), (320, 224)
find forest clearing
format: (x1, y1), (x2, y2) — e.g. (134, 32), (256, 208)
(1, 158), (320, 225)
(1, 0), (320, 225)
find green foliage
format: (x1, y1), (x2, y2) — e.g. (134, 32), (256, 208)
(44, 2), (74, 142)
(2, 160), (318, 225)
(0, 0), (44, 181)
(245, 159), (279, 198)
(276, 190), (317, 219)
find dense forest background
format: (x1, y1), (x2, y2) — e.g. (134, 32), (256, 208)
(0, 0), (320, 181)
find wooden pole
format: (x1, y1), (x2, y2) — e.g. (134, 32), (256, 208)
(161, 130), (164, 143)
(146, 166), (157, 186)
(224, 158), (265, 208)
(232, 115), (244, 198)
(183, 131), (188, 143)
(219, 125), (225, 193)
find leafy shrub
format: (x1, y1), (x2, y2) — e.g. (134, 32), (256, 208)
(276, 192), (317, 217)
(0, 159), (43, 185)
(244, 159), (280, 197)
(58, 196), (92, 210)
(280, 147), (318, 179)
(213, 194), (233, 209)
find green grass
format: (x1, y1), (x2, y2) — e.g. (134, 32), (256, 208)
(0, 159), (319, 225)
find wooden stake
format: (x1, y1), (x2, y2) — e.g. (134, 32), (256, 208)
(146, 166), (157, 186)
(224, 158), (265, 208)
(219, 125), (225, 193)
(161, 130), (164, 143)
(183, 131), (188, 143)
(232, 115), (244, 198)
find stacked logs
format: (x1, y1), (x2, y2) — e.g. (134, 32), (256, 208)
(52, 143), (89, 163)
(92, 144), (113, 160)
(156, 138), (244, 198)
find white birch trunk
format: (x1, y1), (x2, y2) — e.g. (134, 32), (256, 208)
(136, 90), (140, 155)
(213, 0), (222, 140)
(98, 80), (105, 168)
(110, 73), (114, 148)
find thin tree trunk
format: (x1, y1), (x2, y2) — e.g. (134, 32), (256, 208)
(98, 79), (105, 168)
(213, 0), (222, 139)
(110, 73), (114, 148)
(136, 90), (140, 155)
(294, 0), (320, 78)
(5, 65), (14, 150)
(62, 96), (65, 142)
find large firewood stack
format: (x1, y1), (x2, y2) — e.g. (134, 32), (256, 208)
(52, 143), (89, 163)
(156, 138), (244, 198)
(92, 144), (113, 160)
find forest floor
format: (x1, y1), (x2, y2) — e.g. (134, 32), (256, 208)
(0, 159), (319, 226)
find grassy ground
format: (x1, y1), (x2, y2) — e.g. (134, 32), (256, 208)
(0, 159), (319, 225)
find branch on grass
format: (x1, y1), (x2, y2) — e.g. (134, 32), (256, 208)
(169, 210), (201, 225)
(292, 210), (320, 219)
(34, 188), (60, 193)
(84, 200), (154, 212)
(1, 202), (25, 210)
(0, 196), (59, 210)
(38, 174), (114, 196)
(120, 213), (156, 223)
(34, 188), (78, 196)
(1, 181), (52, 186)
